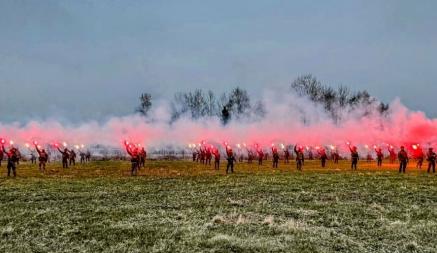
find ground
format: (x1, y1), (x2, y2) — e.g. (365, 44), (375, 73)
(0, 159), (436, 253)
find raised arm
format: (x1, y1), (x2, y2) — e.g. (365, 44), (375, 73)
(35, 144), (41, 154)
(294, 145), (298, 153)
(125, 145), (134, 157)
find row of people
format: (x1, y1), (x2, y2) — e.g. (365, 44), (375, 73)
(190, 144), (436, 174)
(0, 143), (93, 177)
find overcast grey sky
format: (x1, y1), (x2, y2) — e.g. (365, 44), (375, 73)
(1, 0), (436, 122)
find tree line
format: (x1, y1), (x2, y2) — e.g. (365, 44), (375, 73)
(290, 74), (389, 123)
(136, 74), (389, 125)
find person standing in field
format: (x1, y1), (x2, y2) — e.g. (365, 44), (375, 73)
(35, 144), (48, 172)
(80, 151), (86, 164)
(426, 147), (436, 173)
(205, 147), (212, 166)
(366, 153), (373, 163)
(0, 148), (4, 167)
(226, 148), (236, 174)
(284, 148), (290, 164)
(1, 145), (19, 177)
(139, 147), (147, 168)
(332, 149), (339, 164)
(349, 145), (359, 170)
(388, 146), (396, 164)
(57, 146), (70, 169)
(416, 147), (424, 169)
(308, 149), (313, 160)
(192, 150), (197, 162)
(272, 147), (279, 169)
(247, 150), (254, 164)
(125, 143), (140, 176)
(69, 149), (76, 166)
(398, 146), (408, 173)
(375, 147), (384, 167)
(30, 152), (37, 164)
(85, 150), (91, 162)
(257, 148), (264, 166)
(213, 149), (220, 170)
(294, 145), (304, 171)
(318, 148), (328, 168)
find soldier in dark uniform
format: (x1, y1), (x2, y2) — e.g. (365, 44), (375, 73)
(35, 144), (48, 172)
(213, 149), (220, 170)
(294, 145), (304, 171)
(13, 148), (21, 165)
(139, 147), (147, 168)
(388, 146), (396, 164)
(366, 153), (373, 163)
(257, 149), (264, 166)
(398, 146), (408, 173)
(30, 153), (37, 164)
(318, 148), (328, 168)
(332, 149), (339, 164)
(247, 150), (254, 164)
(80, 151), (86, 164)
(200, 148), (206, 165)
(196, 149), (200, 163)
(272, 147), (279, 169)
(426, 148), (436, 173)
(192, 150), (197, 162)
(284, 148), (290, 164)
(57, 146), (70, 169)
(416, 146), (424, 169)
(2, 144), (19, 177)
(375, 147), (383, 167)
(349, 145), (359, 170)
(206, 147), (212, 166)
(125, 143), (140, 176)
(239, 153), (244, 163)
(308, 148), (313, 160)
(0, 147), (3, 167)
(226, 148), (236, 174)
(69, 149), (76, 166)
(85, 151), (91, 162)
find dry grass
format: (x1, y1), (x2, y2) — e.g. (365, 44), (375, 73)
(0, 159), (436, 252)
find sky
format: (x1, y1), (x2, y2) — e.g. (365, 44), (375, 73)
(0, 0), (436, 122)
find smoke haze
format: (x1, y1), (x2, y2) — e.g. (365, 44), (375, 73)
(1, 91), (436, 155)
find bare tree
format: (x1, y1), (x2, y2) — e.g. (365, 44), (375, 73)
(337, 85), (350, 107)
(291, 74), (389, 122)
(291, 74), (323, 102)
(227, 87), (251, 117)
(136, 93), (152, 116)
(205, 90), (217, 117)
(171, 89), (208, 121)
(169, 87), (263, 124)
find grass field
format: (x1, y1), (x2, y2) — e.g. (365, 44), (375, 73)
(0, 159), (436, 253)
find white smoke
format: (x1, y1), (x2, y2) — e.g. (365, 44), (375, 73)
(1, 91), (436, 156)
